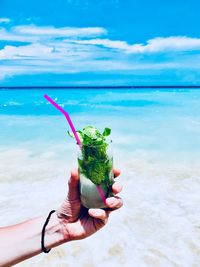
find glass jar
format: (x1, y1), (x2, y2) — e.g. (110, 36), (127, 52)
(77, 140), (113, 208)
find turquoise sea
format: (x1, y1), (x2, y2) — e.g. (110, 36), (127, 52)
(1, 88), (200, 267)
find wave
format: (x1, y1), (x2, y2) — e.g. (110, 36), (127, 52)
(0, 101), (24, 107)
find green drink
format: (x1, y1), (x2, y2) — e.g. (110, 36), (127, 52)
(69, 126), (114, 208)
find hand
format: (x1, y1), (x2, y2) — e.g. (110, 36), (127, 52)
(57, 169), (123, 241)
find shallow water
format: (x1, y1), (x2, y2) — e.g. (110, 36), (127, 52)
(0, 88), (200, 267)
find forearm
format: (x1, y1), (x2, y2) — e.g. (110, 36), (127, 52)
(0, 212), (68, 267)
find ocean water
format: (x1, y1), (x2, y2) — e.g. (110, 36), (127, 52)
(0, 88), (200, 267)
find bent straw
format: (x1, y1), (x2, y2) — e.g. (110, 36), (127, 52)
(44, 94), (106, 205)
(96, 185), (106, 205)
(44, 94), (81, 145)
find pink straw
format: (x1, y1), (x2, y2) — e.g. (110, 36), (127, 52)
(44, 94), (106, 205)
(44, 94), (81, 145)
(96, 185), (106, 205)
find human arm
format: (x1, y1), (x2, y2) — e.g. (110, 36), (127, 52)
(0, 212), (64, 267)
(0, 169), (123, 267)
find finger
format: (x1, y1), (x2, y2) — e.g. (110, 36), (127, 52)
(105, 196), (123, 209)
(67, 169), (80, 200)
(88, 209), (108, 220)
(112, 181), (123, 194)
(113, 169), (121, 178)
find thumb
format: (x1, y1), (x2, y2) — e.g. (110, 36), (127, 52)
(67, 169), (80, 200)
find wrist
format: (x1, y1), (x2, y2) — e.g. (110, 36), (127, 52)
(42, 211), (70, 250)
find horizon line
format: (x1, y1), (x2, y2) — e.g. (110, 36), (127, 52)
(1, 85), (200, 89)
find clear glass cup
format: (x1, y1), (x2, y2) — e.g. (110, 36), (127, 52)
(77, 140), (113, 208)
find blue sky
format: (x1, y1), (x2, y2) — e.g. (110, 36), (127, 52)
(1, 0), (200, 86)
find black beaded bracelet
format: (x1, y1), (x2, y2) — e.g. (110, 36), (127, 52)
(41, 210), (56, 253)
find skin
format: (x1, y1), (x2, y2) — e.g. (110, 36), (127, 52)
(0, 169), (123, 267)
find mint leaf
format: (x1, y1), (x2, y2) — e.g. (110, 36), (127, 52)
(83, 126), (101, 140)
(67, 130), (83, 143)
(67, 130), (74, 138)
(103, 128), (111, 137)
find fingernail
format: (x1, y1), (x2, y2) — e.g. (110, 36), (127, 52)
(106, 198), (116, 206)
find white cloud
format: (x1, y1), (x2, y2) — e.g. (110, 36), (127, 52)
(73, 36), (200, 54)
(0, 18), (11, 24)
(0, 28), (39, 42)
(71, 38), (132, 51)
(139, 36), (200, 53)
(14, 25), (107, 37)
(0, 43), (54, 60)
(1, 21), (200, 81)
(0, 65), (29, 81)
(0, 24), (106, 44)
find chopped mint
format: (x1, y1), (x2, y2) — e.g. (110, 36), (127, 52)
(68, 126), (112, 185)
